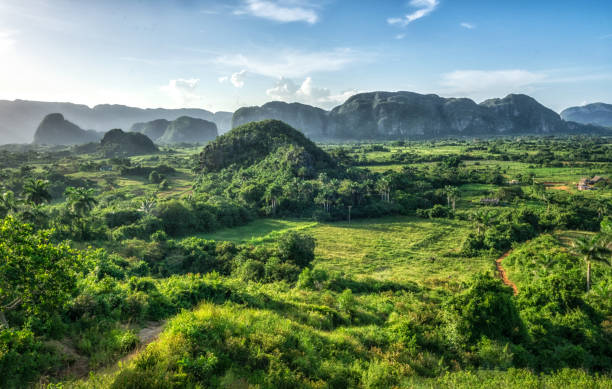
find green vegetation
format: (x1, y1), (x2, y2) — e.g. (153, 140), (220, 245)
(0, 122), (611, 387)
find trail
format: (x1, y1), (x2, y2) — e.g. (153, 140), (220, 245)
(119, 321), (166, 363)
(496, 250), (518, 295)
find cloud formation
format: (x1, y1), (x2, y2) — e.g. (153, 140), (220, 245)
(160, 78), (201, 106)
(237, 0), (318, 24)
(460, 22), (475, 29)
(266, 77), (358, 108)
(216, 48), (364, 78)
(388, 0), (439, 26)
(219, 70), (248, 88)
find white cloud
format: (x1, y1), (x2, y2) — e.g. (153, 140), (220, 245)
(216, 48), (365, 78)
(236, 0), (318, 24)
(230, 69), (247, 88)
(460, 22), (475, 29)
(395, 33), (406, 40)
(388, 0), (439, 26)
(218, 76), (229, 83)
(160, 78), (201, 106)
(266, 76), (359, 108)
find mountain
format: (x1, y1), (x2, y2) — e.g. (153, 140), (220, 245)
(330, 92), (603, 139)
(560, 103), (612, 127)
(231, 92), (606, 140)
(0, 99), (233, 144)
(232, 101), (329, 139)
(100, 129), (158, 156)
(130, 119), (170, 141)
(212, 112), (233, 134)
(32, 113), (102, 145)
(131, 116), (218, 144)
(157, 116), (218, 144)
(199, 119), (334, 173)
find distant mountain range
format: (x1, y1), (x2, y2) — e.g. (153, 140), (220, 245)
(0, 99), (232, 144)
(560, 103), (612, 127)
(233, 92), (608, 140)
(1, 94), (609, 145)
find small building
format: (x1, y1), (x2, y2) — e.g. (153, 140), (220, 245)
(99, 165), (113, 172)
(508, 179), (520, 185)
(577, 176), (607, 190)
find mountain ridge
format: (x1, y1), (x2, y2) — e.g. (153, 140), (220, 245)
(0, 99), (232, 144)
(232, 92), (607, 140)
(560, 102), (612, 127)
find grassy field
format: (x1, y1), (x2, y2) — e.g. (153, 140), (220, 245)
(199, 216), (494, 287)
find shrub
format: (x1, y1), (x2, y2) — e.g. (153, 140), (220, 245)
(277, 231), (315, 267)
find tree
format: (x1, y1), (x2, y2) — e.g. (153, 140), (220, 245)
(0, 190), (18, 218)
(277, 231), (315, 268)
(23, 179), (52, 205)
(64, 187), (98, 239)
(0, 217), (80, 327)
(445, 185), (460, 211)
(65, 187), (98, 218)
(571, 235), (610, 292)
(139, 196), (157, 215)
(470, 209), (493, 235)
(376, 177), (391, 203)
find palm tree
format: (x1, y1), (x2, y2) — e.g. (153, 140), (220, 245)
(571, 235), (611, 292)
(64, 187), (98, 239)
(139, 196), (157, 215)
(445, 185), (460, 211)
(23, 179), (52, 205)
(470, 209), (493, 235)
(65, 187), (98, 217)
(376, 177), (391, 202)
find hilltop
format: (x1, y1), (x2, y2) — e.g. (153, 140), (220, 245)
(199, 119), (334, 173)
(100, 128), (158, 156)
(561, 102), (612, 127)
(132, 116), (218, 144)
(232, 101), (329, 140)
(32, 113), (102, 145)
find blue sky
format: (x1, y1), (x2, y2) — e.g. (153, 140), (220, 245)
(0, 0), (611, 112)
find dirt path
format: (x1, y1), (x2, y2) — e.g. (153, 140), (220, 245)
(119, 321), (166, 363)
(496, 250), (518, 295)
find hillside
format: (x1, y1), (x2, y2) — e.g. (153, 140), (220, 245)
(232, 101), (329, 139)
(32, 113), (102, 145)
(199, 119), (334, 173)
(0, 99), (233, 144)
(100, 128), (158, 156)
(130, 119), (170, 141)
(132, 116), (218, 144)
(231, 92), (606, 140)
(561, 102), (612, 127)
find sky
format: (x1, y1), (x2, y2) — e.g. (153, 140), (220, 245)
(0, 0), (611, 113)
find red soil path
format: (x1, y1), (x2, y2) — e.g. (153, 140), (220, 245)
(496, 251), (518, 295)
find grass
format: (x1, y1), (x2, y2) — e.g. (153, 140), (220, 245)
(308, 216), (493, 286)
(199, 215), (494, 287)
(196, 218), (317, 244)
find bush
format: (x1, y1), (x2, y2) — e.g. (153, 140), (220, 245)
(277, 231), (316, 267)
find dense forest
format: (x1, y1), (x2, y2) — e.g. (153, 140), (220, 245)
(0, 120), (611, 388)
